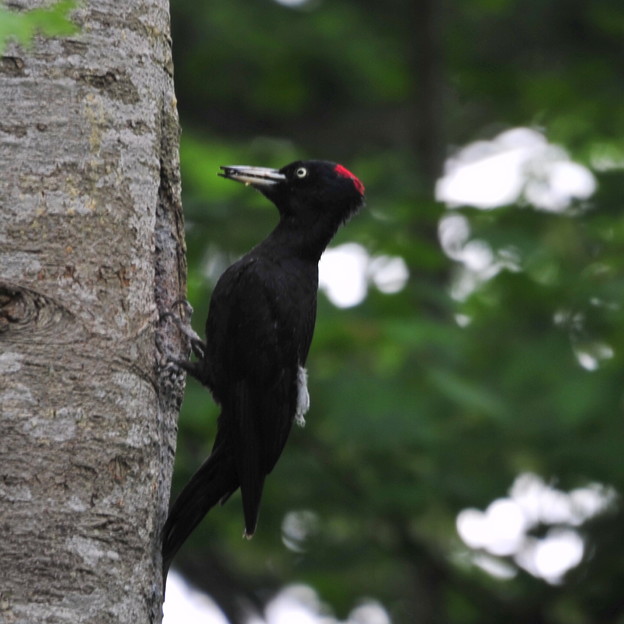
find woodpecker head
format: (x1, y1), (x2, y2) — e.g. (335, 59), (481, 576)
(219, 160), (365, 226)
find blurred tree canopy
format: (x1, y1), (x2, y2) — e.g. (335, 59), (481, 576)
(168, 0), (624, 622)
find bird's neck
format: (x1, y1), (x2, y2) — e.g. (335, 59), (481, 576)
(261, 214), (342, 263)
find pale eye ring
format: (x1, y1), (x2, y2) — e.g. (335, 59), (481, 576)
(295, 167), (308, 179)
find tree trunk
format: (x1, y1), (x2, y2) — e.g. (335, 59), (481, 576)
(0, 1), (184, 622)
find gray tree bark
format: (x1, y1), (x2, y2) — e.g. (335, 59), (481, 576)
(0, 1), (185, 622)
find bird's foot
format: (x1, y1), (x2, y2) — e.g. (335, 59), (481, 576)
(156, 356), (187, 409)
(171, 297), (194, 318)
(160, 298), (206, 360)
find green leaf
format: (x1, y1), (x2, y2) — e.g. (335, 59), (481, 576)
(0, 1), (78, 55)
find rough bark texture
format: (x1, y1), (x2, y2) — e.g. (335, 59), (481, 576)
(0, 1), (185, 622)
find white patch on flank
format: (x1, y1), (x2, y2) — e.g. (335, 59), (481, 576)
(295, 366), (309, 427)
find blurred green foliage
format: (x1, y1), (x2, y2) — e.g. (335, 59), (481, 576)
(0, 1), (78, 55)
(168, 0), (624, 622)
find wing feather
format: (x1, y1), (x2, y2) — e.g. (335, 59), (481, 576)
(206, 257), (308, 533)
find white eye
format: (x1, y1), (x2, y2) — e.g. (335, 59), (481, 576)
(295, 167), (308, 179)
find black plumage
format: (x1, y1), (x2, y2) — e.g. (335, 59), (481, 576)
(162, 160), (365, 581)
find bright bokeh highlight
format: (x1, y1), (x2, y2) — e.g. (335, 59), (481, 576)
(436, 127), (596, 211)
(456, 473), (616, 584)
(319, 243), (409, 308)
(164, 576), (392, 624)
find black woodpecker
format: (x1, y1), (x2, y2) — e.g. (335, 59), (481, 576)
(162, 160), (365, 581)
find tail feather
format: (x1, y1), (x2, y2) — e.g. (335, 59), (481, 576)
(240, 471), (265, 539)
(232, 381), (266, 539)
(162, 446), (237, 583)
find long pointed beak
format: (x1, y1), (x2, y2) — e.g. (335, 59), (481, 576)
(219, 165), (286, 188)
